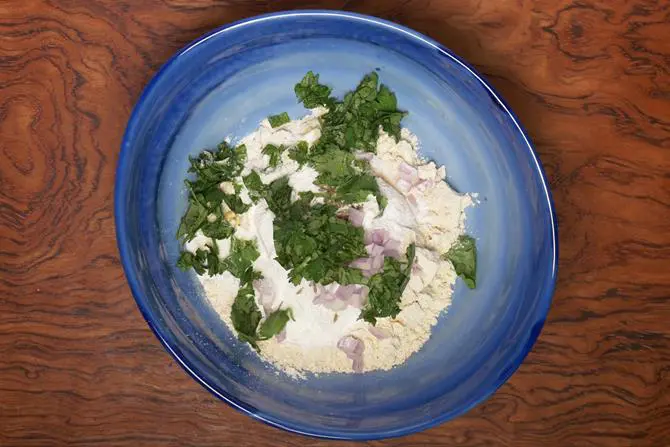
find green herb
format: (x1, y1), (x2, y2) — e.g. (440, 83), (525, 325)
(176, 141), (247, 242)
(258, 308), (293, 339)
(176, 200), (208, 242)
(224, 237), (285, 350)
(232, 299), (293, 350)
(332, 173), (382, 206)
(200, 217), (233, 240)
(266, 179), (368, 285)
(309, 151), (383, 207)
(360, 244), (415, 325)
(293, 72), (402, 207)
(204, 239), (225, 275)
(187, 142), (246, 194)
(264, 176), (293, 213)
(262, 144), (285, 168)
(309, 148), (375, 201)
(268, 112), (290, 128)
(243, 171), (265, 202)
(231, 283), (263, 350)
(310, 150), (359, 185)
(176, 250), (207, 275)
(225, 194), (251, 214)
(287, 141), (310, 166)
(221, 238), (260, 280)
(294, 71), (334, 109)
(295, 71), (406, 155)
(443, 235), (477, 289)
(223, 239), (272, 350)
(175, 240), (227, 277)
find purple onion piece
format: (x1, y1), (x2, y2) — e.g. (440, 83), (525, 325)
(348, 208), (365, 227)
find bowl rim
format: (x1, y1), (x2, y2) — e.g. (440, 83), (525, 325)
(115, 9), (559, 440)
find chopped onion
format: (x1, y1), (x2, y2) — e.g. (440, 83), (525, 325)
(414, 179), (432, 192)
(348, 208), (365, 227)
(350, 257), (372, 271)
(313, 284), (368, 311)
(364, 231), (373, 245)
(369, 243), (385, 257)
(399, 161), (415, 175)
(254, 279), (275, 315)
(276, 329), (286, 343)
(352, 357), (364, 373)
(337, 335), (362, 354)
(347, 285), (369, 308)
(338, 335), (365, 373)
(407, 192), (419, 207)
(396, 178), (412, 194)
(369, 326), (391, 339)
(371, 229), (390, 246)
(355, 151), (374, 161)
(313, 291), (348, 311)
(370, 255), (384, 271)
(382, 239), (402, 259)
(326, 299), (349, 311)
(399, 162), (420, 188)
(313, 291), (335, 303)
(335, 284), (357, 300)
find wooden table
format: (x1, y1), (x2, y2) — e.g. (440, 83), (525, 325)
(1, 1), (668, 445)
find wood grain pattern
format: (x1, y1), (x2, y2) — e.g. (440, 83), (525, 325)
(1, 0), (669, 445)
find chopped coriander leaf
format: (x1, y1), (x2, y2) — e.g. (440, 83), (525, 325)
(265, 176), (292, 213)
(287, 141), (310, 166)
(205, 240), (225, 275)
(268, 112), (291, 128)
(258, 308), (293, 339)
(375, 84), (398, 111)
(268, 189), (368, 286)
(295, 71), (334, 109)
(187, 142), (246, 194)
(176, 251), (196, 271)
(176, 199), (208, 242)
(309, 150), (383, 207)
(176, 236), (258, 279)
(262, 144), (286, 168)
(232, 291), (294, 350)
(222, 238), (260, 280)
(298, 71), (406, 155)
(191, 249), (209, 275)
(177, 141), (248, 243)
(443, 235), (477, 289)
(360, 244), (415, 325)
(243, 171), (265, 202)
(310, 150), (358, 185)
(332, 173), (381, 205)
(377, 195), (388, 211)
(331, 265), (367, 286)
(201, 186), (227, 206)
(222, 193), (250, 214)
(200, 218), (233, 240)
(176, 248), (208, 276)
(231, 283), (263, 351)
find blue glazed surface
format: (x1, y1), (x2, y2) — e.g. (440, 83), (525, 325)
(115, 11), (558, 440)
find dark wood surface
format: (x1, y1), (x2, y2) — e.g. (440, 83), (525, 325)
(1, 1), (669, 445)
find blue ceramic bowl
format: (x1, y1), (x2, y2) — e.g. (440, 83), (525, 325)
(115, 10), (558, 440)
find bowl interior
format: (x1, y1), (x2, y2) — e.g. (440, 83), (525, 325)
(116, 11), (556, 439)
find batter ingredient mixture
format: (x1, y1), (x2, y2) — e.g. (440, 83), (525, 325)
(176, 72), (476, 376)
